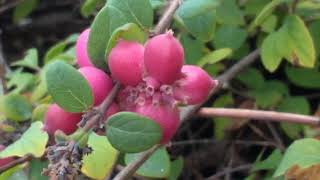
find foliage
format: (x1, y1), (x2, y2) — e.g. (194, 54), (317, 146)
(1, 0), (320, 179)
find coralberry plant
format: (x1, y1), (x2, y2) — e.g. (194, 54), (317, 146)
(1, 0), (320, 179)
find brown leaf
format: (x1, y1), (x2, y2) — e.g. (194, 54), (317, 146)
(285, 164), (320, 180)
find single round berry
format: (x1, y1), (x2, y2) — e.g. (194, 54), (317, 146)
(78, 67), (113, 106)
(108, 40), (144, 86)
(76, 28), (94, 67)
(44, 104), (82, 135)
(134, 102), (180, 143)
(144, 32), (184, 84)
(173, 65), (217, 105)
(0, 145), (14, 167)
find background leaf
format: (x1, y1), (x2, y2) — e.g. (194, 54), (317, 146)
(12, 48), (39, 70)
(13, 0), (39, 23)
(215, 0), (245, 25)
(176, 0), (219, 41)
(212, 25), (247, 50)
(168, 157), (184, 180)
(106, 112), (162, 153)
(0, 122), (48, 158)
(0, 93), (32, 122)
(285, 66), (320, 89)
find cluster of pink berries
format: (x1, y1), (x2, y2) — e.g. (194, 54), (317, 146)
(44, 28), (217, 144)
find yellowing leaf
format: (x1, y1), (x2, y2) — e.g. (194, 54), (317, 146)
(81, 133), (118, 180)
(0, 122), (48, 158)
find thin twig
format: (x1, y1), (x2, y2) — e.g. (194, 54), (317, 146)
(113, 144), (162, 180)
(0, 37), (11, 94)
(0, 154), (33, 173)
(153, 0), (181, 35)
(265, 122), (285, 151)
(82, 82), (121, 132)
(170, 139), (276, 147)
(0, 0), (22, 15)
(198, 108), (320, 126)
(205, 164), (252, 180)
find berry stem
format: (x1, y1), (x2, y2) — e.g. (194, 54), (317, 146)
(82, 81), (121, 132)
(153, 0), (181, 35)
(198, 108), (320, 126)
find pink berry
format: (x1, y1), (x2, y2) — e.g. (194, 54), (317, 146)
(144, 32), (184, 84)
(76, 28), (94, 67)
(173, 65), (217, 105)
(108, 40), (144, 86)
(104, 103), (120, 122)
(134, 102), (180, 143)
(44, 104), (82, 135)
(78, 67), (113, 106)
(0, 145), (14, 167)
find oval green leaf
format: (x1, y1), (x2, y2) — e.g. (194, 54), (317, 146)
(176, 0), (219, 42)
(125, 147), (171, 178)
(81, 133), (118, 180)
(88, 5), (128, 69)
(0, 93), (32, 122)
(45, 61), (93, 112)
(285, 66), (320, 89)
(106, 112), (162, 153)
(0, 122), (48, 158)
(198, 48), (232, 67)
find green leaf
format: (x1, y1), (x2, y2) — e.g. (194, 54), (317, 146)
(29, 159), (48, 180)
(13, 0), (38, 23)
(261, 15), (278, 33)
(0, 122), (48, 158)
(249, 88), (282, 109)
(125, 147), (170, 178)
(248, 0), (288, 32)
(44, 42), (67, 64)
(12, 48), (39, 70)
(215, 0), (245, 25)
(149, 0), (164, 9)
(278, 96), (310, 115)
(168, 157), (184, 180)
(277, 96), (309, 139)
(7, 170), (28, 180)
(285, 66), (320, 89)
(0, 93), (32, 122)
(107, 0), (153, 28)
(176, 0), (219, 41)
(309, 20), (320, 57)
(198, 48), (232, 67)
(88, 5), (128, 69)
(261, 32), (283, 72)
(0, 165), (24, 180)
(45, 61), (93, 112)
(236, 68), (265, 90)
(31, 78), (47, 102)
(212, 25), (247, 50)
(244, 0), (269, 16)
(283, 15), (315, 68)
(106, 112), (162, 153)
(180, 34), (206, 65)
(81, 0), (105, 17)
(32, 104), (49, 122)
(7, 72), (35, 94)
(81, 133), (118, 180)
(253, 149), (283, 171)
(274, 138), (320, 177)
(105, 23), (147, 57)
